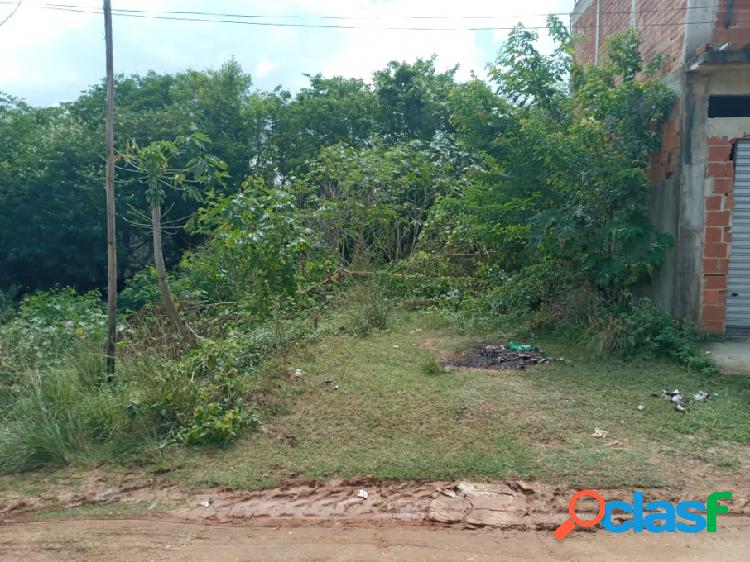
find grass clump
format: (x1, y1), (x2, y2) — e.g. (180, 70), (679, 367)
(349, 282), (391, 336)
(421, 357), (446, 376)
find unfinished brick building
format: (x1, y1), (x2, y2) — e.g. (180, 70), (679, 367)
(572, 0), (750, 335)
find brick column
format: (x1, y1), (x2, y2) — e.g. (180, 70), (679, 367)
(701, 136), (735, 334)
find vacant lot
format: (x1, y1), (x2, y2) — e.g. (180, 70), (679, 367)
(153, 310), (749, 492)
(3, 310), (749, 506)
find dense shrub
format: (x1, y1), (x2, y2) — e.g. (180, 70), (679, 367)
(0, 289), (106, 386)
(180, 179), (329, 316)
(586, 298), (715, 372)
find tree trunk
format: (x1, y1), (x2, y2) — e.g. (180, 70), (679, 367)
(151, 203), (196, 348)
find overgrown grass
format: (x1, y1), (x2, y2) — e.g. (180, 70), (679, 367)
(167, 310), (750, 490)
(1, 291), (747, 491)
(0, 284), (376, 474)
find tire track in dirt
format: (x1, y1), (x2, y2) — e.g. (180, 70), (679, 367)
(2, 473), (749, 531)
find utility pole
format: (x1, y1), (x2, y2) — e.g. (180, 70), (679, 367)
(104, 0), (117, 380)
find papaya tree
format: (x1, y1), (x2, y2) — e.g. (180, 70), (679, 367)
(122, 134), (228, 347)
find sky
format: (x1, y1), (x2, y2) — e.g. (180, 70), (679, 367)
(0, 0), (575, 107)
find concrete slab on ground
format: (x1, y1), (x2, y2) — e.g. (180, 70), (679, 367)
(709, 339), (750, 375)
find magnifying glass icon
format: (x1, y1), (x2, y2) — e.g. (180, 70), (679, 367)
(553, 490), (606, 541)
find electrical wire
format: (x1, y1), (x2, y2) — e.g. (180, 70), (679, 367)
(0, 0), (22, 27)
(0, 1), (734, 21)
(0, 1), (738, 32)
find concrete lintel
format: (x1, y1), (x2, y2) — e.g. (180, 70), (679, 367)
(687, 48), (750, 72)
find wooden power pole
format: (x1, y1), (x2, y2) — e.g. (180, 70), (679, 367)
(103, 0), (117, 380)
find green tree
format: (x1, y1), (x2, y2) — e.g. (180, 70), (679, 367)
(441, 22), (674, 295)
(373, 57), (457, 141)
(273, 75), (377, 176)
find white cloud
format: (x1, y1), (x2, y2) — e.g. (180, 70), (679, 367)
(254, 57), (275, 79)
(0, 0), (575, 105)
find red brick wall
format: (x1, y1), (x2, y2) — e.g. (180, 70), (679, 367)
(572, 0), (687, 72)
(636, 0), (686, 75)
(701, 136), (736, 334)
(574, 3), (598, 64)
(714, 0), (750, 47)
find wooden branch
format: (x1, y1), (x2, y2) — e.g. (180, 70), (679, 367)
(300, 268), (370, 294)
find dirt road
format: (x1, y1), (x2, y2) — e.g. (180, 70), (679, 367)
(1, 518), (749, 561)
(2, 476), (749, 560)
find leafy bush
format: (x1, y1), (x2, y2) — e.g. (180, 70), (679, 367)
(379, 252), (479, 309)
(182, 402), (257, 446)
(586, 298), (715, 372)
(181, 178), (325, 316)
(480, 261), (577, 317)
(0, 289), (106, 385)
(119, 268), (162, 312)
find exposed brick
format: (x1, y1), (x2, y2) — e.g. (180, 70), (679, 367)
(707, 162), (734, 178)
(704, 275), (728, 290)
(706, 211), (731, 227)
(709, 145), (732, 161)
(702, 305), (726, 323)
(703, 289), (727, 306)
(725, 194), (735, 210)
(703, 258), (729, 275)
(713, 178), (734, 194)
(707, 136), (731, 146)
(705, 196), (723, 211)
(704, 242), (728, 258)
(705, 226), (723, 243)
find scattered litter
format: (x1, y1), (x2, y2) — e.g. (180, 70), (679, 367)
(705, 351), (712, 355)
(657, 387), (716, 412)
(324, 378), (334, 385)
(294, 368), (303, 378)
(508, 341), (534, 352)
(199, 498), (213, 508)
(392, 344), (399, 348)
(592, 427), (609, 438)
(333, 384), (340, 390)
(637, 404), (646, 411)
(357, 489), (369, 500)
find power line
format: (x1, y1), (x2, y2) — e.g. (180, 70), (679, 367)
(0, 1), (739, 32)
(1, 1), (743, 19)
(0, 1), (737, 21)
(10, 3), (735, 32)
(0, 0), (22, 27)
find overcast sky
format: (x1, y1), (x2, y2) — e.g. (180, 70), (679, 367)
(0, 0), (574, 107)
